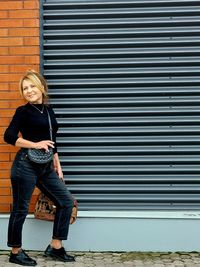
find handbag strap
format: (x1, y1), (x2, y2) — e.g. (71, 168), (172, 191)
(46, 107), (53, 141)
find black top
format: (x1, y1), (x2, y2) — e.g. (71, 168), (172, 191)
(4, 103), (58, 154)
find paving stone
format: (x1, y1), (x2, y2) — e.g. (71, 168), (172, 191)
(1, 251), (200, 266)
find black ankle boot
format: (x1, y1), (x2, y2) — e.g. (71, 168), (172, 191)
(44, 244), (75, 262)
(9, 249), (37, 266)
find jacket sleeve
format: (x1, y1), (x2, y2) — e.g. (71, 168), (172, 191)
(49, 106), (58, 154)
(4, 107), (22, 146)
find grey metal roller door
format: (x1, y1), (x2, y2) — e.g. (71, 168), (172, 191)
(41, 0), (200, 210)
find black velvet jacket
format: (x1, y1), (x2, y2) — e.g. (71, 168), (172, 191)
(4, 103), (58, 154)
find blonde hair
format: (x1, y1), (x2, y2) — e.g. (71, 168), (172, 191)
(19, 69), (49, 104)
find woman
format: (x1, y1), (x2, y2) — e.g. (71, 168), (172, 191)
(4, 70), (75, 266)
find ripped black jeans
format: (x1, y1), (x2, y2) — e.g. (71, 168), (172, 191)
(7, 149), (74, 248)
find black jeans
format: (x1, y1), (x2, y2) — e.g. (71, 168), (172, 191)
(7, 149), (74, 248)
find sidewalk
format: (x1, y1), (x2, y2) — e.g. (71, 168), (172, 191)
(1, 251), (200, 267)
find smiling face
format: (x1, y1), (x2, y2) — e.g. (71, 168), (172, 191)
(22, 79), (43, 104)
(19, 70), (49, 104)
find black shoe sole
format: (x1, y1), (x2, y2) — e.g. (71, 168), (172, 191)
(44, 252), (75, 262)
(9, 258), (37, 266)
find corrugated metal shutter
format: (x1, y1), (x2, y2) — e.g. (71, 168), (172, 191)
(42, 0), (200, 210)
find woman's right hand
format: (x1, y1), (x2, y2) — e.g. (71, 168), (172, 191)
(15, 137), (55, 151)
(34, 140), (54, 152)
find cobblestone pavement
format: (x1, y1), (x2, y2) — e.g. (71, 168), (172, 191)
(1, 251), (200, 267)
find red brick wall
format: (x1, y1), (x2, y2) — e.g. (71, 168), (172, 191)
(0, 0), (40, 213)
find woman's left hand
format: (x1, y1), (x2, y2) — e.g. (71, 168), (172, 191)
(54, 165), (64, 181)
(53, 153), (64, 182)
(57, 168), (64, 182)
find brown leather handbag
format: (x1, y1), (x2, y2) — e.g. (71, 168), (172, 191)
(34, 192), (78, 224)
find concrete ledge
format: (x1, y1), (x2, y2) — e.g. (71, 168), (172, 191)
(1, 211), (200, 252)
(2, 210), (200, 219)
